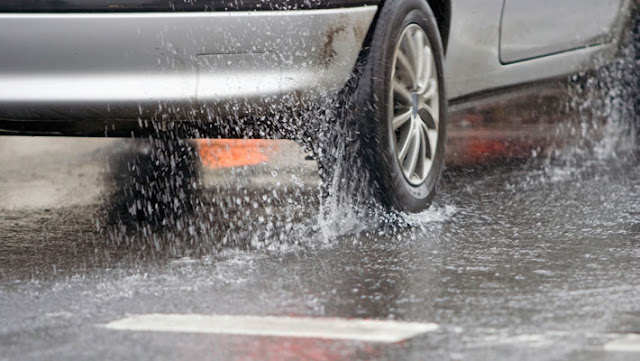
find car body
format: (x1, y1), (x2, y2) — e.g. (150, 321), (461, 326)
(0, 0), (634, 127)
(0, 0), (636, 211)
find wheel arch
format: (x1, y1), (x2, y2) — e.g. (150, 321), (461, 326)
(346, 0), (451, 89)
(368, 1), (451, 53)
(425, 0), (451, 53)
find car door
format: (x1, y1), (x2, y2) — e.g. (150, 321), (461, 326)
(500, 0), (623, 63)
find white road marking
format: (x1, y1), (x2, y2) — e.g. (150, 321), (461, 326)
(103, 314), (438, 343)
(604, 334), (640, 352)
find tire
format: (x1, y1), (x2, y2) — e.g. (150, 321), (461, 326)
(352, 0), (448, 213)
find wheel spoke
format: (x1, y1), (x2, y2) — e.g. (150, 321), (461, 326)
(393, 109), (412, 130)
(420, 79), (437, 100)
(421, 122), (438, 158)
(396, 51), (416, 85)
(397, 119), (415, 161)
(405, 31), (420, 76)
(417, 124), (428, 178)
(418, 100), (436, 123)
(413, 31), (425, 90)
(404, 127), (421, 178)
(393, 79), (413, 104)
(428, 129), (438, 158)
(421, 46), (433, 87)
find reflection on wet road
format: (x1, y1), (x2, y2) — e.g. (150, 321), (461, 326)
(1, 123), (638, 360)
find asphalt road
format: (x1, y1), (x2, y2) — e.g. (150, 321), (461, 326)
(1, 118), (639, 361)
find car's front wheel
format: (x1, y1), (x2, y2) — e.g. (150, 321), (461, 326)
(352, 0), (448, 213)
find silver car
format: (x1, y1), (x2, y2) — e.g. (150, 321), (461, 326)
(0, 0), (635, 212)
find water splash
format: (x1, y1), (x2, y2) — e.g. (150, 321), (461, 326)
(558, 20), (640, 164)
(97, 84), (453, 261)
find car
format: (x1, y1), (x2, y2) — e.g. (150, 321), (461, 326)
(0, 0), (636, 212)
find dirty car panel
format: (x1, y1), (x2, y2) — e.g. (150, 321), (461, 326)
(0, 7), (376, 122)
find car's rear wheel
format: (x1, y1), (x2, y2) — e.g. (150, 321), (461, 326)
(351, 0), (447, 213)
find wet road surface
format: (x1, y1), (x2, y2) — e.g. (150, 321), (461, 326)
(1, 119), (639, 360)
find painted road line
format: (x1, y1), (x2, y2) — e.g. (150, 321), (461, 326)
(103, 314), (439, 343)
(604, 334), (640, 352)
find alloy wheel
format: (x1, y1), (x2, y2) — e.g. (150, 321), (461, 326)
(388, 24), (440, 186)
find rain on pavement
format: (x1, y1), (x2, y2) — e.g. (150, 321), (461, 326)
(2, 43), (640, 361)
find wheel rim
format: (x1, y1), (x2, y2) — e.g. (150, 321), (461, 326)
(388, 24), (440, 186)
